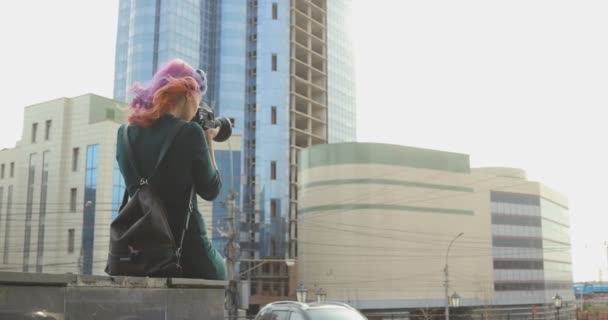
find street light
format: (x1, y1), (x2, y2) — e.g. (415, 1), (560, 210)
(553, 294), (563, 320)
(316, 288), (327, 303)
(296, 283), (308, 303)
(450, 292), (461, 308)
(578, 282), (589, 311)
(444, 232), (464, 320)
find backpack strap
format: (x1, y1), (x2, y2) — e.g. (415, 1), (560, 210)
(119, 121), (187, 211)
(122, 121), (186, 186)
(148, 121), (187, 182)
(122, 124), (144, 184)
(175, 187), (195, 264)
(119, 186), (130, 212)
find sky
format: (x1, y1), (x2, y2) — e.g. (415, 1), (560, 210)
(0, 0), (606, 282)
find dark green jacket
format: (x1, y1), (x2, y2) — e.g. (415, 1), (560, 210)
(116, 114), (226, 280)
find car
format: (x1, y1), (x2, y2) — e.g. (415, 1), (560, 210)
(254, 301), (368, 320)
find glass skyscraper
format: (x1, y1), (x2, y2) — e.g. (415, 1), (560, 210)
(113, 0), (356, 301)
(114, 0), (203, 103)
(327, 0), (357, 142)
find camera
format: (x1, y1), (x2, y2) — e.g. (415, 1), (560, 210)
(192, 102), (233, 142)
(192, 69), (233, 142)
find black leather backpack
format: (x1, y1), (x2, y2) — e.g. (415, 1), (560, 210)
(105, 122), (194, 277)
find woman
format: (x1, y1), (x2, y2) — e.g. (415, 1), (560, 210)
(116, 59), (226, 280)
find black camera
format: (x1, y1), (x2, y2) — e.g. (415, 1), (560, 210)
(192, 102), (233, 142)
(192, 69), (233, 142)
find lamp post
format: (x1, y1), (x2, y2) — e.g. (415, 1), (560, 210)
(296, 283), (308, 303)
(450, 292), (461, 308)
(316, 288), (327, 303)
(578, 282), (589, 312)
(553, 293), (563, 320)
(444, 232), (464, 320)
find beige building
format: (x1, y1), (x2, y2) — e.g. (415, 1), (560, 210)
(0, 93), (238, 275)
(297, 143), (574, 320)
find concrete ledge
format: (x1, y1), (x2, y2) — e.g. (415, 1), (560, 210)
(0, 272), (77, 286)
(0, 272), (227, 320)
(0, 272), (227, 288)
(168, 277), (227, 288)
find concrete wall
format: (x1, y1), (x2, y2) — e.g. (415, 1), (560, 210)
(0, 271), (226, 320)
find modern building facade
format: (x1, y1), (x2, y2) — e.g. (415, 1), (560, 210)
(0, 94), (128, 275)
(0, 94), (240, 276)
(113, 0), (357, 303)
(297, 143), (574, 320)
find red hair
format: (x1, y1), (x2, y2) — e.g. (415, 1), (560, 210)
(128, 76), (200, 127)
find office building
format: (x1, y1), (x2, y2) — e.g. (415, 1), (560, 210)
(298, 143), (574, 320)
(0, 94), (127, 274)
(113, 0), (357, 304)
(0, 94), (239, 275)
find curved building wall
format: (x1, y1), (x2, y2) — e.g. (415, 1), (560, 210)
(297, 143), (494, 309)
(297, 143), (574, 315)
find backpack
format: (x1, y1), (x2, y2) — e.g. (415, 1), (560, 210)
(105, 122), (194, 277)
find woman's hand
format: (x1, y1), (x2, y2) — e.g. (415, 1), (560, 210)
(205, 126), (219, 170)
(206, 127), (220, 142)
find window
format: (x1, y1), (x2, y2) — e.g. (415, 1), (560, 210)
(307, 310), (367, 320)
(289, 312), (306, 320)
(111, 159), (126, 221)
(68, 229), (75, 253)
(0, 164), (4, 179)
(492, 236), (543, 248)
(45, 120), (51, 140)
(272, 2), (278, 20)
(271, 161), (276, 180)
(494, 281), (545, 291)
(491, 191), (540, 206)
(271, 54), (277, 71)
(9, 162), (14, 178)
(23, 153), (37, 271)
(70, 188), (77, 212)
(36, 151), (50, 272)
(72, 148), (79, 171)
(0, 187), (3, 216)
(31, 122), (38, 143)
(491, 214), (541, 227)
(3, 185), (13, 264)
(251, 282), (258, 295)
(271, 106), (277, 124)
(106, 109), (115, 120)
(493, 259), (544, 270)
(271, 199), (278, 218)
(272, 311), (290, 320)
(270, 239), (276, 256)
